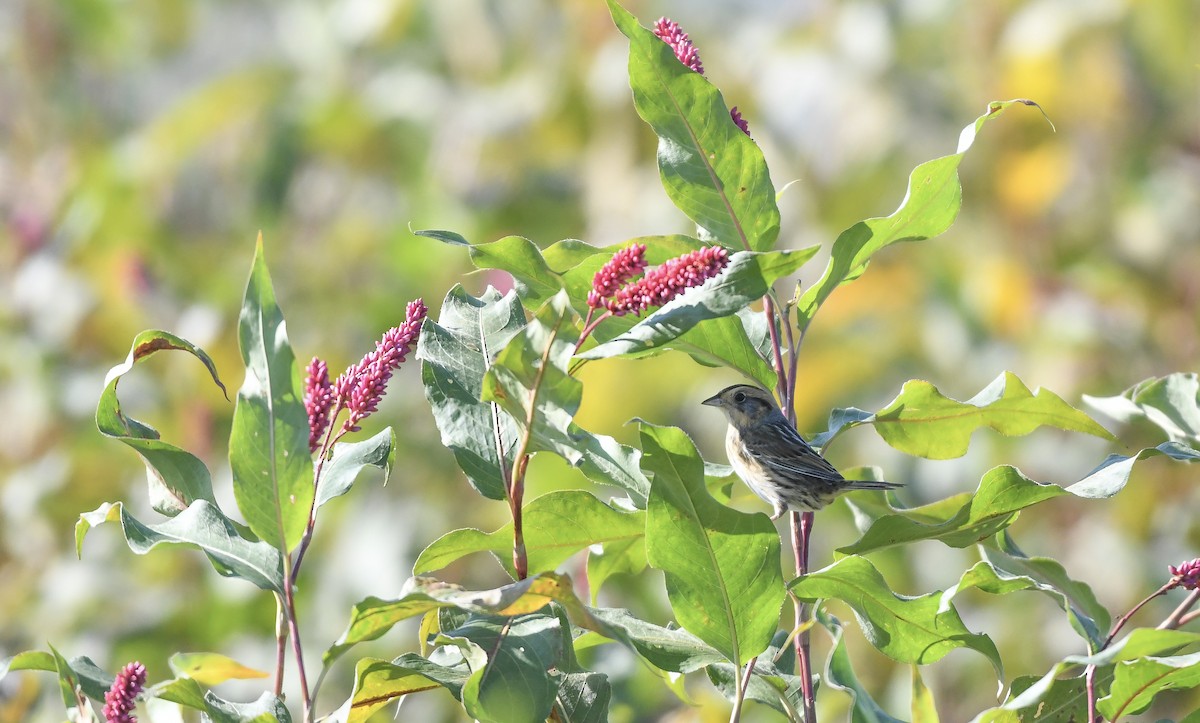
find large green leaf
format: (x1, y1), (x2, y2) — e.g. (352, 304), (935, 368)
(840, 442), (1200, 556)
(96, 329), (227, 516)
(553, 672), (611, 723)
(849, 372), (1115, 459)
(229, 238), (312, 553)
(972, 628), (1200, 722)
(792, 556), (1002, 676)
(984, 531), (1109, 646)
(795, 99), (1048, 330)
(819, 610), (904, 723)
(1085, 372), (1200, 442)
(417, 285), (525, 501)
(1099, 651), (1200, 720)
(323, 573), (580, 667)
(316, 427), (395, 508)
(76, 500), (284, 594)
(341, 655), (470, 723)
(481, 291), (650, 504)
(168, 652), (269, 686)
(578, 248), (818, 366)
(580, 606), (726, 674)
(414, 490), (643, 578)
(454, 613), (564, 723)
(608, 1), (780, 252)
(640, 423), (786, 665)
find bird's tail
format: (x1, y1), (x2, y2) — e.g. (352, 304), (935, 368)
(846, 480), (903, 491)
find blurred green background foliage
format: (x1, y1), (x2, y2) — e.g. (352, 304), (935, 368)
(1, 0), (1197, 720)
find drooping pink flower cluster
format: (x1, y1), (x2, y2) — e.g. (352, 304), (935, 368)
(653, 17), (752, 137)
(335, 298), (428, 433)
(303, 298), (427, 449)
(653, 17), (704, 75)
(595, 246), (730, 317)
(304, 357), (334, 453)
(1170, 558), (1200, 590)
(588, 244), (648, 309)
(103, 661), (146, 723)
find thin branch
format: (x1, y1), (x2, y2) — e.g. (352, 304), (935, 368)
(281, 555), (311, 722)
(291, 402), (347, 581)
(1158, 588), (1200, 631)
(729, 655), (757, 723)
(792, 511), (817, 723)
(762, 296), (789, 409)
(272, 596), (286, 697)
(505, 313), (564, 580)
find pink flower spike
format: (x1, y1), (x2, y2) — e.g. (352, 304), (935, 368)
(589, 243), (648, 309)
(335, 298), (427, 434)
(304, 357), (334, 453)
(730, 106), (751, 137)
(103, 661), (146, 723)
(1170, 558), (1200, 590)
(605, 246), (730, 317)
(653, 17), (705, 75)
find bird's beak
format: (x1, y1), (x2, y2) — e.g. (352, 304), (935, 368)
(701, 393), (723, 407)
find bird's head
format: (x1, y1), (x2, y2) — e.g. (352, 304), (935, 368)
(701, 384), (780, 427)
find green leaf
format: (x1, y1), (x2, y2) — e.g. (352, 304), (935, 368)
(482, 291), (650, 504)
(581, 606), (726, 673)
(553, 672), (611, 723)
(168, 652), (269, 686)
(640, 422), (786, 665)
(465, 235), (567, 306)
(317, 427), (395, 508)
(837, 465), (1058, 556)
(323, 573), (580, 667)
(1085, 372), (1200, 443)
(455, 613), (564, 723)
(229, 237), (312, 553)
(976, 531), (1110, 649)
(585, 529), (646, 605)
(796, 99), (1049, 329)
(0, 650), (55, 682)
(49, 645), (87, 719)
(342, 656), (469, 722)
(976, 628), (1200, 721)
(414, 490), (643, 578)
(608, 1), (780, 252)
(839, 445), (1199, 557)
(818, 609), (904, 723)
(792, 556), (1003, 676)
(96, 329), (227, 516)
(1066, 441), (1200, 498)
(841, 372), (1115, 459)
(76, 500), (284, 594)
(911, 666), (939, 723)
(705, 652), (804, 721)
(418, 285), (525, 500)
(197, 691), (291, 723)
(578, 248), (819, 365)
(1098, 651), (1200, 720)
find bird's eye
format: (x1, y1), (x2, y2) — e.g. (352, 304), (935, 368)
(733, 391), (746, 403)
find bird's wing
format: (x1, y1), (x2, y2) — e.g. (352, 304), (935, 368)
(742, 418), (845, 482)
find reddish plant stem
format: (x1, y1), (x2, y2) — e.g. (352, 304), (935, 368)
(506, 316), (562, 580)
(1158, 588), (1200, 631)
(1086, 581), (1174, 721)
(281, 554), (311, 721)
(762, 295), (790, 410)
(792, 510), (817, 723)
(291, 403), (347, 581)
